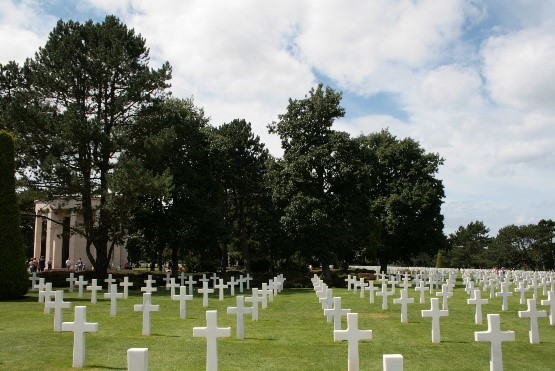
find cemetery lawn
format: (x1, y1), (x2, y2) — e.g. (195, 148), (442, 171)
(1, 281), (554, 370)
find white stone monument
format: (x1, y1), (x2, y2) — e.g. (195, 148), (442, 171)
(475, 313), (515, 371)
(61, 306), (99, 368)
(393, 289), (414, 323)
(172, 285), (193, 319)
(119, 276), (134, 299)
(334, 312), (372, 371)
(104, 283), (124, 316)
(324, 297), (351, 330)
(227, 295), (253, 339)
(518, 298), (547, 344)
(45, 290), (71, 332)
(383, 354), (403, 371)
(468, 289), (489, 325)
(421, 298), (448, 343)
(193, 310), (231, 371)
(134, 293), (160, 336)
(198, 280), (214, 308)
(127, 348), (148, 371)
(540, 291), (555, 325)
(86, 279), (103, 304)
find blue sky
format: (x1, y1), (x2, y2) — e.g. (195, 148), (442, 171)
(2, 0), (554, 236)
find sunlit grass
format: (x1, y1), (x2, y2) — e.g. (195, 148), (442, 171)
(0, 278), (553, 370)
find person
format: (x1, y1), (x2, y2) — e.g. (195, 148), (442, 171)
(77, 258), (83, 271)
(47, 260), (52, 271)
(39, 256), (46, 272)
(28, 258), (35, 273)
(66, 258), (72, 270)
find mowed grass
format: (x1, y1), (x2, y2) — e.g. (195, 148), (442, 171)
(0, 278), (554, 370)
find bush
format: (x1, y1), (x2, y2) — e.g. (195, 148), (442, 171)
(0, 131), (29, 300)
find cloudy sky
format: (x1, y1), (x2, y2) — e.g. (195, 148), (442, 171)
(2, 0), (554, 236)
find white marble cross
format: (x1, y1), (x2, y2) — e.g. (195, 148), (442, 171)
(421, 298), (448, 343)
(210, 273), (218, 288)
(495, 283), (513, 311)
(178, 272), (187, 286)
(376, 283), (394, 310)
(356, 278), (367, 298)
(393, 289), (414, 323)
(166, 277), (180, 297)
(345, 274), (354, 291)
(468, 289), (489, 325)
(163, 272), (172, 289)
(45, 290), (71, 331)
(34, 278), (47, 301)
(40, 282), (55, 313)
(61, 306), (98, 368)
(104, 283), (124, 316)
(119, 276), (133, 299)
(214, 279), (228, 300)
(228, 276), (238, 296)
(475, 313), (515, 371)
(141, 277), (158, 294)
(245, 273), (253, 290)
(261, 283), (274, 303)
(528, 278), (540, 300)
(29, 272), (39, 290)
(134, 293), (160, 336)
(245, 288), (265, 320)
(324, 297), (351, 330)
(365, 281), (379, 304)
(105, 274), (116, 293)
(540, 291), (555, 325)
(66, 273), (76, 293)
(86, 279), (102, 304)
(435, 283), (453, 310)
(75, 275), (88, 299)
(414, 280), (427, 304)
(518, 298), (547, 344)
(334, 312), (372, 371)
(198, 280), (214, 308)
(227, 295), (253, 339)
(319, 288), (334, 310)
(172, 285), (193, 319)
(185, 275), (197, 294)
(514, 281), (530, 305)
(193, 310), (231, 371)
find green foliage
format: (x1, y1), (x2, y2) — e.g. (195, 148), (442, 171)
(356, 130), (446, 272)
(0, 131), (28, 299)
(4, 16), (171, 278)
(445, 221), (492, 268)
(435, 250), (444, 268)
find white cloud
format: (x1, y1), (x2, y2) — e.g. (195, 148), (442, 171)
(0, 0), (56, 64)
(482, 27), (555, 112)
(420, 65), (484, 110)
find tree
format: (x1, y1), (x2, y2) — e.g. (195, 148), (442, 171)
(446, 221), (492, 268)
(0, 131), (29, 300)
(268, 84), (362, 281)
(356, 130), (446, 273)
(4, 16), (171, 278)
(112, 98), (224, 273)
(210, 119), (270, 273)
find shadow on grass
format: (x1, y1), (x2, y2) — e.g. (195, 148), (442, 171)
(86, 365), (126, 370)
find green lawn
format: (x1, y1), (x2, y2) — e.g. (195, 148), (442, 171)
(0, 278), (553, 370)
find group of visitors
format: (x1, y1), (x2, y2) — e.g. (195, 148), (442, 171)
(65, 257), (86, 271)
(28, 256), (51, 272)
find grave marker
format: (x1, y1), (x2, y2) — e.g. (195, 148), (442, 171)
(193, 310), (231, 371)
(518, 298), (547, 344)
(215, 279), (228, 300)
(383, 354), (403, 371)
(474, 313), (515, 371)
(172, 286), (193, 319)
(127, 348), (148, 371)
(66, 272), (76, 293)
(61, 306), (98, 368)
(324, 297), (351, 330)
(540, 291), (555, 325)
(376, 283), (393, 310)
(104, 284), (124, 316)
(45, 290), (71, 331)
(421, 298), (448, 343)
(334, 312), (372, 371)
(393, 289), (414, 323)
(86, 279), (102, 304)
(134, 293), (160, 336)
(75, 275), (88, 299)
(227, 295), (253, 339)
(198, 280), (214, 307)
(468, 289), (489, 325)
(119, 276), (133, 299)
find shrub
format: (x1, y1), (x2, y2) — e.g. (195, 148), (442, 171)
(0, 131), (29, 300)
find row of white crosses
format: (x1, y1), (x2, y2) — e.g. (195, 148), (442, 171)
(313, 275), (404, 371)
(193, 274), (286, 371)
(344, 268), (555, 371)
